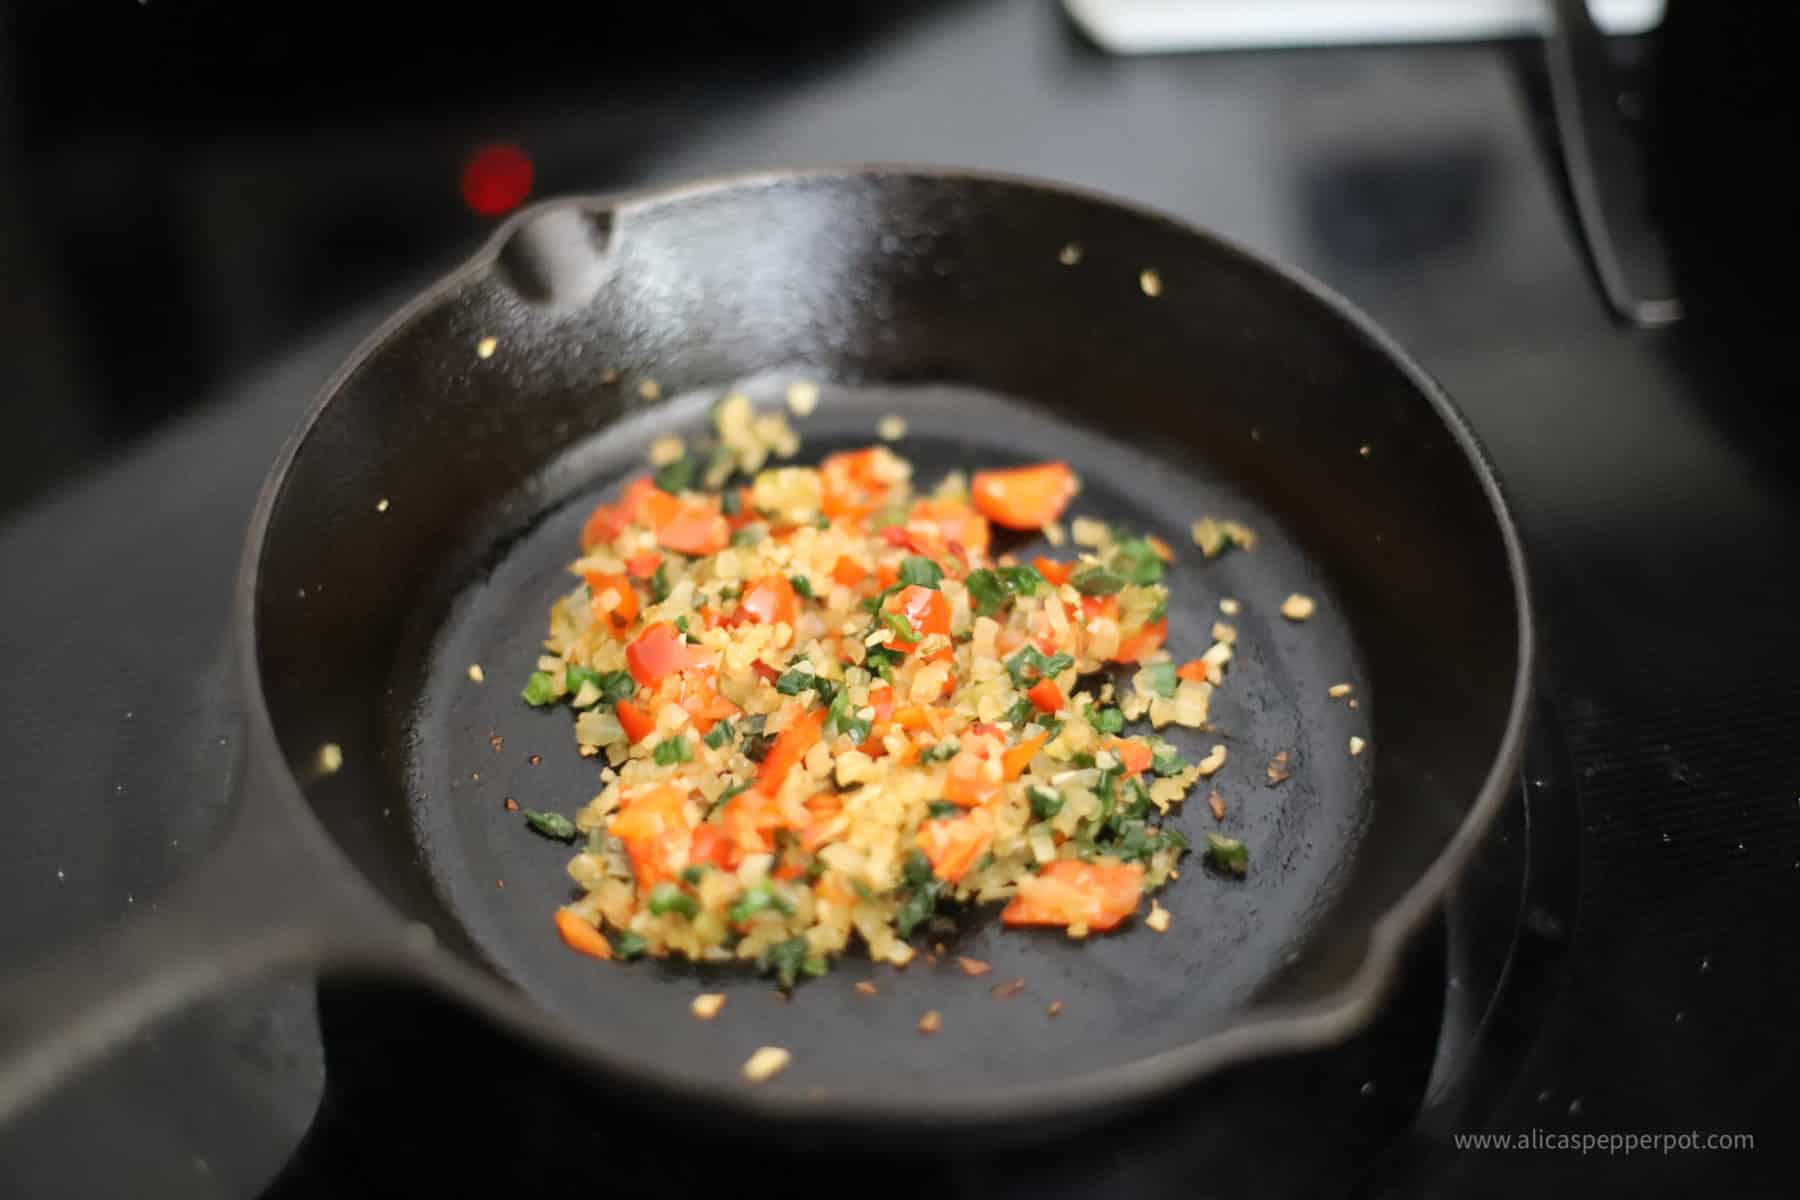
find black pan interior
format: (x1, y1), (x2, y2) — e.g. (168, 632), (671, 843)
(251, 172), (1521, 1109)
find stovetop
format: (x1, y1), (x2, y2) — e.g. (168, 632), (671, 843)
(3, 1), (1796, 1194)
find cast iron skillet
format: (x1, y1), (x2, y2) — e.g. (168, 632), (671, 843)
(0, 167), (1531, 1134)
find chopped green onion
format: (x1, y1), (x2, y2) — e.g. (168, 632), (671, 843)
(790, 574), (815, 598)
(1029, 786), (1064, 820)
(714, 780), (755, 807)
(1087, 705), (1125, 735)
(964, 564), (1045, 615)
(1205, 832), (1249, 877)
(759, 935), (824, 989)
(1150, 596), (1169, 622)
(613, 931), (648, 959)
(720, 487), (743, 517)
(927, 800), (962, 819)
(522, 809), (578, 841)
(921, 737), (961, 763)
(703, 720), (734, 750)
(653, 454), (697, 495)
(680, 865), (709, 885)
(1139, 661), (1179, 698)
(879, 609), (920, 643)
(1151, 746), (1187, 777)
(653, 737), (692, 766)
(521, 671), (558, 707)
(824, 688), (872, 743)
(673, 614), (692, 638)
(1001, 697), (1036, 727)
(728, 879), (795, 923)
(647, 882), (700, 919)
(731, 524), (768, 548)
(649, 562), (672, 603)
(741, 732), (778, 763)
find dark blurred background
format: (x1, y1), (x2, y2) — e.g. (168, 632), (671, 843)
(0, 2), (947, 516)
(1, 0), (1791, 521)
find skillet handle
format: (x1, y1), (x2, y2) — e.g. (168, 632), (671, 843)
(0, 720), (412, 1127)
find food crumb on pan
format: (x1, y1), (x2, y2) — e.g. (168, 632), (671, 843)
(637, 378), (662, 401)
(1348, 699), (1359, 710)
(504, 797), (519, 811)
(1266, 750), (1293, 785)
(1191, 517), (1255, 557)
(918, 1010), (942, 1035)
(1328, 682), (1353, 699)
(489, 732), (504, 753)
(317, 743), (344, 774)
(1349, 736), (1367, 757)
(375, 498), (389, 513)
(467, 663), (485, 683)
(1146, 900), (1171, 933)
(785, 380), (820, 416)
(1219, 597), (1240, 615)
(1195, 744), (1227, 777)
(1139, 268), (1162, 297)
(497, 879), (505, 888)
(1359, 444), (1371, 457)
(1058, 242), (1083, 266)
(528, 754), (541, 766)
(1280, 593), (1316, 621)
(648, 435), (686, 467)
(854, 981), (879, 997)
(1047, 1000), (1064, 1017)
(957, 956), (992, 977)
(742, 1046), (791, 1083)
(991, 978), (1026, 999)
(876, 414), (907, 442)
(690, 993), (727, 1020)
(476, 336), (497, 359)
(1209, 789), (1225, 820)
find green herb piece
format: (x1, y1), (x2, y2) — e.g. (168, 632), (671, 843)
(680, 865), (709, 886)
(759, 935), (827, 989)
(895, 883), (941, 939)
(613, 931), (648, 959)
(653, 737), (692, 766)
(921, 737), (961, 763)
(1204, 832), (1249, 877)
(1150, 596), (1169, 622)
(1005, 645), (1075, 688)
(564, 664), (604, 700)
(728, 879), (795, 923)
(774, 667), (818, 695)
(1122, 777), (1152, 820)
(1029, 786), (1064, 820)
(879, 609), (920, 643)
(1110, 537), (1165, 585)
(814, 515), (831, 529)
(1034, 715), (1066, 739)
(741, 732), (778, 763)
(927, 800), (962, 819)
(673, 615), (692, 638)
(1139, 661), (1179, 699)
(522, 809), (577, 841)
(824, 688), (872, 743)
(902, 849), (934, 888)
(1087, 705), (1125, 735)
(1151, 746), (1187, 777)
(596, 670), (636, 704)
(1002, 697), (1035, 726)
(851, 878), (876, 901)
(714, 780), (755, 808)
(703, 720), (734, 750)
(790, 574), (815, 599)
(653, 454), (697, 495)
(521, 671), (558, 707)
(647, 882), (700, 919)
(963, 563), (1045, 615)
(805, 858), (828, 882)
(720, 487), (743, 517)
(1072, 567), (1126, 596)
(649, 562), (672, 603)
(897, 556), (943, 589)
(863, 643), (903, 680)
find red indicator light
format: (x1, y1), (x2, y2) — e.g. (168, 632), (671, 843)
(461, 142), (534, 216)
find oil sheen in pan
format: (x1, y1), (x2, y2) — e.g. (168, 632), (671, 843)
(392, 373), (1373, 1101)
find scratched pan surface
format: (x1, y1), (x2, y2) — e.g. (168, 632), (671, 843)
(239, 169), (1530, 1129)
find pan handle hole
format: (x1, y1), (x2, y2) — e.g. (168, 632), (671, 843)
(494, 204), (616, 308)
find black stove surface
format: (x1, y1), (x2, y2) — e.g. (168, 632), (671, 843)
(2, 1), (1795, 1194)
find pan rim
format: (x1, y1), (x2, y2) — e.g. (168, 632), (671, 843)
(234, 163), (1534, 1128)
